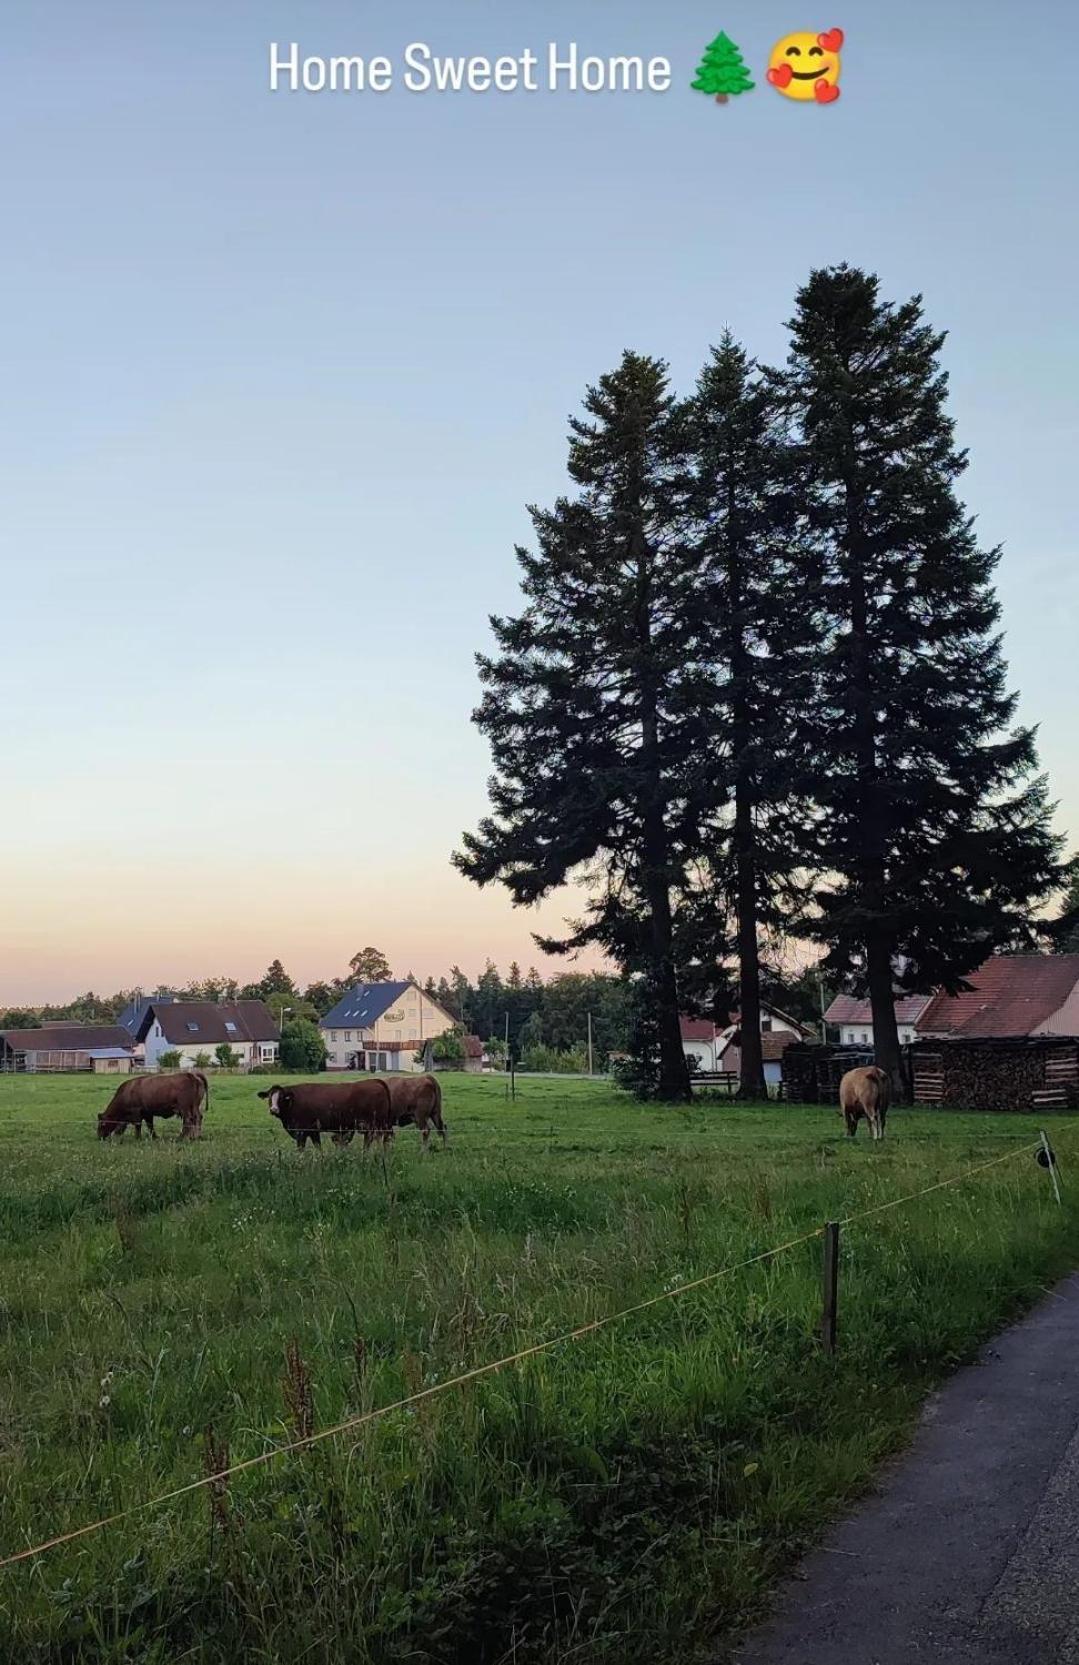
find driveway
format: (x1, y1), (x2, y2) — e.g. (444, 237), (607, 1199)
(732, 1272), (1079, 1664)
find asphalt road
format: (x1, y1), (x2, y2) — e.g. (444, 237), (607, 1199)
(731, 1272), (1079, 1665)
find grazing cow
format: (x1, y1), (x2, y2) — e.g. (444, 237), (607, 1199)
(385, 1073), (447, 1150)
(839, 1065), (891, 1142)
(257, 1078), (393, 1150)
(97, 1070), (209, 1141)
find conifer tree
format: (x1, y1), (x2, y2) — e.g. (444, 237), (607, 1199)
(781, 265), (1068, 1089)
(684, 334), (820, 1097)
(691, 32), (755, 103)
(454, 352), (708, 1101)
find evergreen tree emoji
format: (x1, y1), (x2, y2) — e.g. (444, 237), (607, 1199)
(691, 32), (755, 103)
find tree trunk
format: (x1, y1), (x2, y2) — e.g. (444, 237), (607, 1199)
(844, 479), (904, 1099)
(735, 808), (766, 1100)
(728, 476), (766, 1101)
(867, 930), (904, 1100)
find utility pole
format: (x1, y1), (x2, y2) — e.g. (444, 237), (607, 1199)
(587, 1011), (593, 1077)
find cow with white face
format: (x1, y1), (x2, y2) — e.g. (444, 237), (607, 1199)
(257, 1078), (393, 1149)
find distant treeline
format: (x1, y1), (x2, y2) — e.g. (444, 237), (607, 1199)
(0, 951), (827, 1070)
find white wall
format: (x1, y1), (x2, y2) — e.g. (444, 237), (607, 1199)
(143, 1020), (277, 1071)
(323, 985), (453, 1071)
(1036, 981), (1079, 1036)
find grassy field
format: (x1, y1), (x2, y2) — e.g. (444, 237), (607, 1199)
(1, 1071), (1076, 1664)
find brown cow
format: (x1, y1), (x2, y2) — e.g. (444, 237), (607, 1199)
(97, 1070), (209, 1140)
(839, 1065), (891, 1142)
(257, 1078), (393, 1150)
(385, 1073), (447, 1150)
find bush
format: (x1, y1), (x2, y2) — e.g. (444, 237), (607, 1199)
(279, 1018), (327, 1073)
(520, 1044), (589, 1074)
(432, 1031), (465, 1063)
(157, 1049), (183, 1071)
(192, 1051), (212, 1070)
(215, 1044), (240, 1070)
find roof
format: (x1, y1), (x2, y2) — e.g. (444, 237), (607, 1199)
(321, 982), (412, 1029)
(0, 1025), (133, 1053)
(680, 1016), (718, 1042)
(138, 1000), (279, 1045)
(916, 956), (1079, 1039)
(825, 993), (932, 1027)
(87, 1048), (134, 1060)
(718, 1030), (801, 1063)
(463, 1034), (484, 1058)
(320, 981), (454, 1031)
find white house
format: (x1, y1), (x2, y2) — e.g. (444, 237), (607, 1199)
(681, 1003), (811, 1079)
(320, 980), (455, 1072)
(130, 999), (280, 1071)
(823, 994), (932, 1048)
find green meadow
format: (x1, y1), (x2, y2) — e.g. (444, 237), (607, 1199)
(0, 1071), (1076, 1663)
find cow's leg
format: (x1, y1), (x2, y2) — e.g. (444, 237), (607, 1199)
(146, 1117), (156, 1139)
(310, 1131), (322, 1149)
(843, 1109), (858, 1138)
(133, 1121), (142, 1141)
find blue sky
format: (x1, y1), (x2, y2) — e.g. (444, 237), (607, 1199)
(1, 0), (1076, 1001)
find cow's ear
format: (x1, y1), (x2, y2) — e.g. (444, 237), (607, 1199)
(257, 1089), (270, 1099)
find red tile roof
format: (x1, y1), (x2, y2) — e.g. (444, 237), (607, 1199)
(916, 956), (1079, 1039)
(825, 994), (932, 1027)
(680, 1017), (718, 1042)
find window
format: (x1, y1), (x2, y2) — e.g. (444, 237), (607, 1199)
(186, 1022), (199, 1034)
(224, 1021), (238, 1035)
(761, 1018), (772, 1032)
(331, 1031), (338, 1042)
(344, 1031), (352, 1042)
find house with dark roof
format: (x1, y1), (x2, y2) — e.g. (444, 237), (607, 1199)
(320, 980), (455, 1072)
(0, 1024), (136, 1074)
(133, 1000), (279, 1071)
(824, 993), (933, 1048)
(916, 956), (1079, 1039)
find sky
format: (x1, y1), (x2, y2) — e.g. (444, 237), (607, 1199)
(1, 0), (1076, 1004)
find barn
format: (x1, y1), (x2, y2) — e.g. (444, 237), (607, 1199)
(0, 1024), (136, 1073)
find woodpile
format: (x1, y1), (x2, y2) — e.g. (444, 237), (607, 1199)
(910, 1038), (1079, 1113)
(783, 1038), (1079, 1112)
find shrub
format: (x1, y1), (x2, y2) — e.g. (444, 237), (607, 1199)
(215, 1044), (241, 1070)
(192, 1051), (212, 1070)
(157, 1049), (183, 1071)
(280, 1018), (327, 1073)
(521, 1044), (589, 1074)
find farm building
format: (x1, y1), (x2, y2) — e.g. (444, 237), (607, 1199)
(823, 993), (932, 1047)
(916, 955), (1079, 1039)
(681, 1004), (812, 1085)
(0, 1024), (136, 1073)
(320, 980), (455, 1072)
(127, 999), (280, 1071)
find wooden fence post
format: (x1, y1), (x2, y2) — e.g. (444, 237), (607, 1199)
(821, 1221), (840, 1354)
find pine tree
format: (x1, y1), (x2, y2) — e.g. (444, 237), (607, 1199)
(684, 334), (820, 1098)
(691, 33), (755, 103)
(781, 265), (1068, 1090)
(454, 352), (711, 1101)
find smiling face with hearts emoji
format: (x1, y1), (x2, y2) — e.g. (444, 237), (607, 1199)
(767, 28), (843, 102)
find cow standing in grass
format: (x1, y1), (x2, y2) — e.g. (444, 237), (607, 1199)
(385, 1073), (447, 1150)
(258, 1078), (394, 1149)
(97, 1070), (209, 1140)
(839, 1065), (891, 1141)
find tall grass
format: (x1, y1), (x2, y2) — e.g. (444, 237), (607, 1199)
(0, 1073), (1075, 1662)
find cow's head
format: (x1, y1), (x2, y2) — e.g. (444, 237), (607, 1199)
(97, 1114), (118, 1139)
(257, 1086), (290, 1118)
